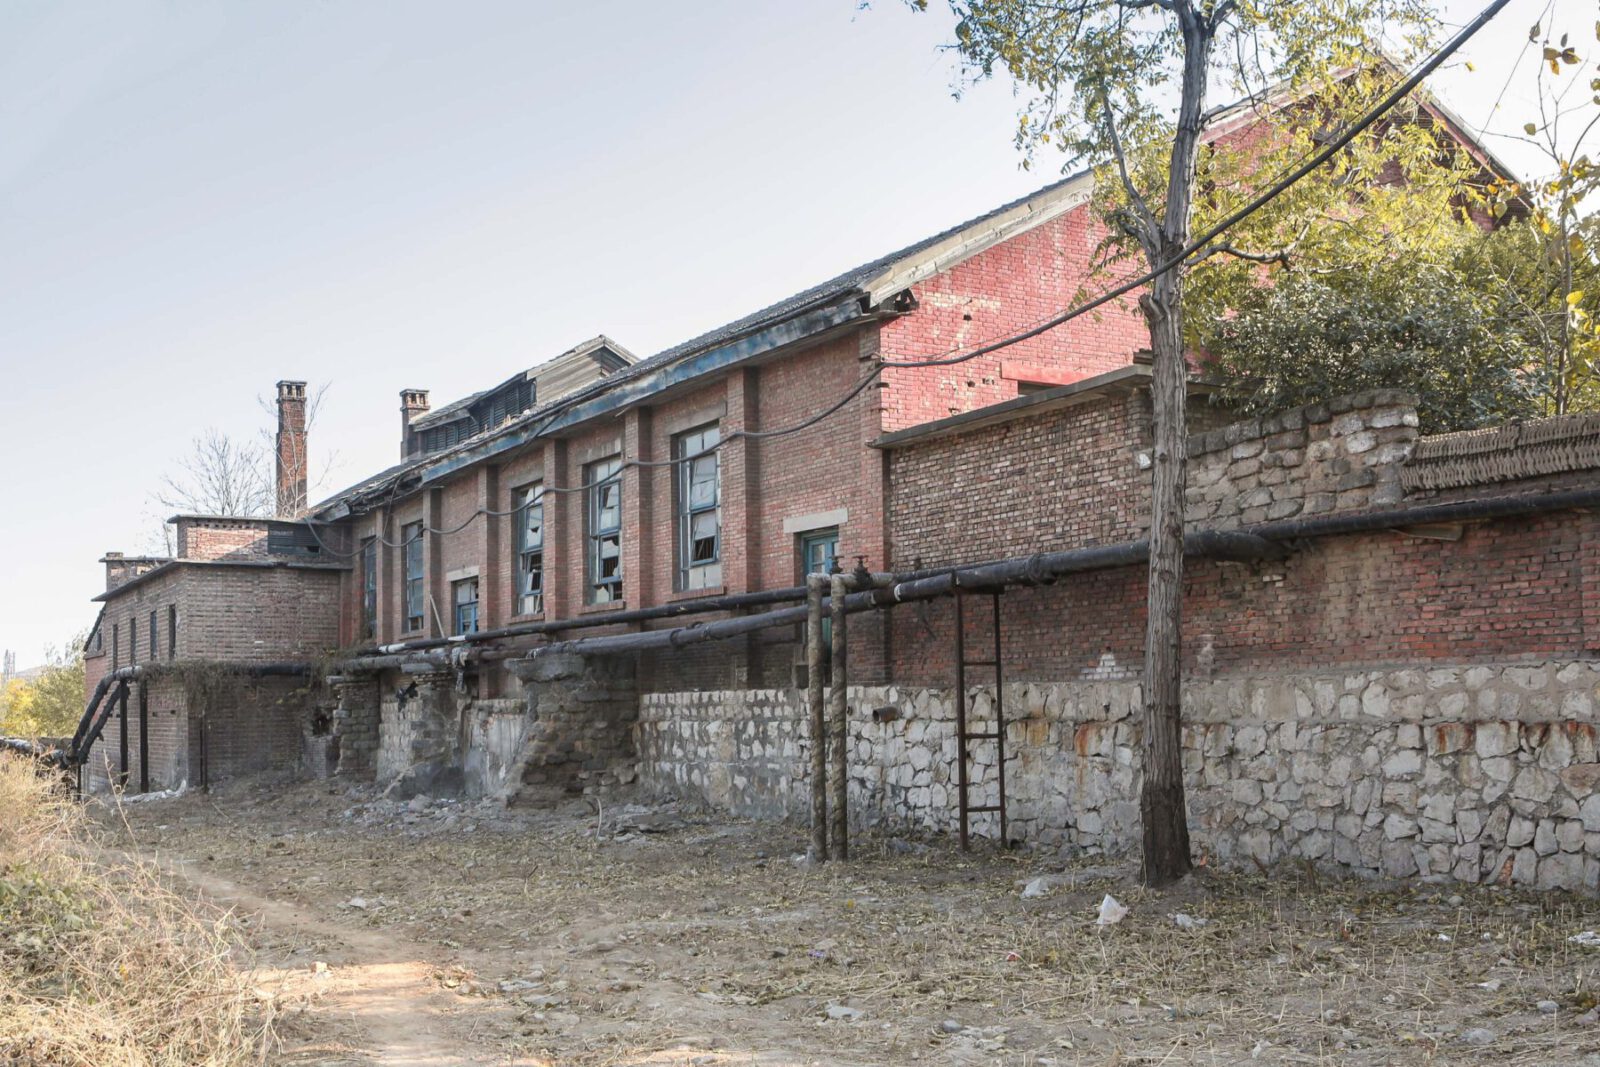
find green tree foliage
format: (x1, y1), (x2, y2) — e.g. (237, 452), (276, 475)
(1203, 257), (1534, 432)
(1200, 16), (1600, 429)
(0, 636), (87, 739)
(1202, 215), (1600, 431)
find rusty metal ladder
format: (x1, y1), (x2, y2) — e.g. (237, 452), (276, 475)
(954, 589), (1007, 849)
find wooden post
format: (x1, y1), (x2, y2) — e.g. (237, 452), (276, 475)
(829, 572), (850, 861)
(806, 574), (828, 862)
(137, 680), (149, 794)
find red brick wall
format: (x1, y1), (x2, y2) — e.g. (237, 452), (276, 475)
(174, 518), (270, 561)
(888, 510), (1599, 687)
(878, 201), (1149, 432)
(169, 566), (341, 663)
(86, 563), (341, 703)
(84, 675), (311, 794)
(887, 392), (1152, 570)
(883, 390), (1599, 686)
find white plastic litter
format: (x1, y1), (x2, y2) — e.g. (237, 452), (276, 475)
(117, 781), (188, 804)
(1569, 931), (1600, 948)
(1021, 877), (1051, 899)
(1096, 894), (1128, 926)
(1171, 912), (1209, 930)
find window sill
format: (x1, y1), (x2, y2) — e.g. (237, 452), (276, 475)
(668, 586), (727, 602)
(508, 612), (546, 624)
(579, 600), (627, 615)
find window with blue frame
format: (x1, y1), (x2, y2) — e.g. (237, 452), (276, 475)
(586, 458), (623, 604)
(674, 424), (721, 591)
(514, 484), (544, 615)
(452, 577), (479, 635)
(402, 522), (425, 631)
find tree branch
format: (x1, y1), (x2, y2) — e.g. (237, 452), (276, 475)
(1098, 84), (1158, 240)
(1190, 241), (1292, 267)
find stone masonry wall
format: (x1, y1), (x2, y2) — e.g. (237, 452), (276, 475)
(363, 654), (639, 802)
(637, 660), (1600, 890)
(1184, 389), (1418, 527)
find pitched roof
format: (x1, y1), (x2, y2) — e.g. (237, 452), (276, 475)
(310, 169), (1096, 517)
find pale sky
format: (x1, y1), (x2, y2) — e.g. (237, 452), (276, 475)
(0, 0), (1565, 666)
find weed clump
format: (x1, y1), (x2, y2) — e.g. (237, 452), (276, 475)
(0, 755), (273, 1065)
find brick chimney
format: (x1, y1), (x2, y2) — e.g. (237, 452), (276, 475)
(275, 380), (308, 517)
(401, 388), (430, 458)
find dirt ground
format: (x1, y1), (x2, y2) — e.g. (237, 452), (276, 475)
(99, 775), (1600, 1067)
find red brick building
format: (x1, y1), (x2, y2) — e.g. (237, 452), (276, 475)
(76, 100), (1600, 894)
(314, 171), (1145, 684)
(81, 514), (342, 792)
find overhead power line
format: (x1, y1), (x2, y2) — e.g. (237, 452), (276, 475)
(880, 0), (1515, 370)
(303, 0), (1512, 552)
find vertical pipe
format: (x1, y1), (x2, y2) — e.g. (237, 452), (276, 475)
(955, 594), (969, 851)
(199, 712), (210, 793)
(992, 592), (1006, 847)
(137, 680), (149, 795)
(805, 575), (828, 861)
(117, 682), (129, 790)
(829, 572), (850, 861)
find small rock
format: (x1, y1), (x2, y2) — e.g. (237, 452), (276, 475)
(1460, 1028), (1496, 1046)
(342, 896), (370, 910)
(408, 794), (432, 812)
(1537, 1000), (1559, 1014)
(826, 1004), (865, 1022)
(939, 1019), (965, 1034)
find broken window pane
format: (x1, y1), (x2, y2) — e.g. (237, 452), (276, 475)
(674, 424), (721, 591)
(402, 522), (425, 631)
(452, 577), (479, 635)
(586, 458), (623, 604)
(514, 484), (544, 615)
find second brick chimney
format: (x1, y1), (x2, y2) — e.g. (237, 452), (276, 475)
(276, 380), (308, 517)
(401, 388), (430, 458)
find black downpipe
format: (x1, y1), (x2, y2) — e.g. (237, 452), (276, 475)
(117, 682), (129, 789)
(137, 681), (149, 794)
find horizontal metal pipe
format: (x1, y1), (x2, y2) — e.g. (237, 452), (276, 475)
(1242, 486), (1600, 541)
(517, 490), (1599, 663)
(347, 489), (1600, 671)
(349, 567), (967, 660)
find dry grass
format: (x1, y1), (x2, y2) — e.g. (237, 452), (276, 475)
(0, 755), (274, 1066)
(112, 779), (1600, 1066)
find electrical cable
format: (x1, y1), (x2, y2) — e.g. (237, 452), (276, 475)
(879, 0), (1515, 370)
(297, 0), (1512, 556)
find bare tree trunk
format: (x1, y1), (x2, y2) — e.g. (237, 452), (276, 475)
(1136, 1), (1215, 888)
(1140, 263), (1193, 887)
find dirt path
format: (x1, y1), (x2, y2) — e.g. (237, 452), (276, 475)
(106, 777), (1600, 1067)
(171, 859), (529, 1066)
